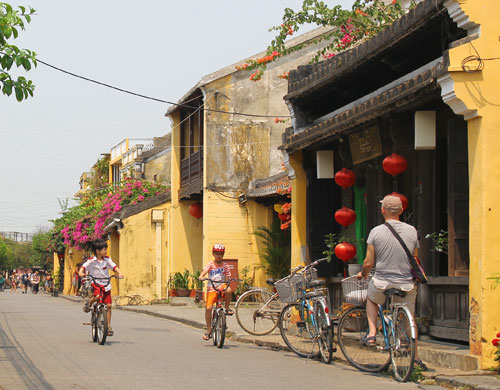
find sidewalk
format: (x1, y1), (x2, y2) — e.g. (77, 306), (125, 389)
(61, 294), (499, 390)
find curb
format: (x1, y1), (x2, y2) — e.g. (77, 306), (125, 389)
(435, 375), (500, 390)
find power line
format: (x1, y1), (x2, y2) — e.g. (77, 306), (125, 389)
(36, 58), (290, 119)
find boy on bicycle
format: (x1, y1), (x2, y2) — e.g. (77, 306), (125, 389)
(199, 243), (233, 340)
(79, 238), (123, 336)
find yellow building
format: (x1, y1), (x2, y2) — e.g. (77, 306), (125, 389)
(281, 0), (499, 368)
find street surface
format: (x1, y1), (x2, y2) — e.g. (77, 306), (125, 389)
(0, 291), (418, 390)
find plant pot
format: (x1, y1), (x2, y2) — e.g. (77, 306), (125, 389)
(52, 290), (59, 297)
(176, 289), (191, 297)
(348, 264), (362, 276)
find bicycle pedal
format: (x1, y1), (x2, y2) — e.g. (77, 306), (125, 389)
(333, 346), (337, 352)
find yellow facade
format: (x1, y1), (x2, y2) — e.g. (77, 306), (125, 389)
(445, 0), (500, 368)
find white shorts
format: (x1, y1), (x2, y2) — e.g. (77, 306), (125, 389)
(367, 278), (417, 314)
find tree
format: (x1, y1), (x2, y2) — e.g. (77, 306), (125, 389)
(237, 0), (409, 81)
(31, 230), (54, 268)
(0, 2), (36, 101)
(0, 239), (13, 270)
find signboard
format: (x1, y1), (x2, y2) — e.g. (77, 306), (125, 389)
(223, 259), (239, 292)
(349, 126), (382, 165)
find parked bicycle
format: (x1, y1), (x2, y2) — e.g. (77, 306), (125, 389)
(82, 275), (122, 345)
(337, 275), (417, 382)
(235, 278), (284, 336)
(276, 258), (334, 364)
(79, 276), (93, 299)
(201, 277), (241, 348)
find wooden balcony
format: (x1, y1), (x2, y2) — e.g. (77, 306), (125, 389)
(180, 150), (203, 198)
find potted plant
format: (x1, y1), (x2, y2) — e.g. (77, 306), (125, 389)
(51, 271), (60, 297)
(233, 265), (256, 300)
(253, 219), (290, 279)
(169, 269), (191, 297)
(191, 270), (204, 302)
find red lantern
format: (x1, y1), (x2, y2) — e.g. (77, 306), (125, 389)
(189, 202), (203, 219)
(278, 213), (290, 222)
(334, 168), (356, 189)
(382, 153), (408, 177)
(334, 207), (356, 227)
(335, 242), (357, 262)
(388, 192), (408, 211)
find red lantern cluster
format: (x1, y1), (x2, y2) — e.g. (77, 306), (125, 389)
(334, 168), (356, 189)
(334, 242), (357, 262)
(334, 207), (356, 227)
(189, 202), (203, 219)
(382, 153), (408, 177)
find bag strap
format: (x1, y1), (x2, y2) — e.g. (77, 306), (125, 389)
(384, 222), (414, 261)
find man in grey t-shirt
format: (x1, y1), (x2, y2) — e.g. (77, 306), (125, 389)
(356, 194), (426, 369)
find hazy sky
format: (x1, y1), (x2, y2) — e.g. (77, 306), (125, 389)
(1, 0), (353, 234)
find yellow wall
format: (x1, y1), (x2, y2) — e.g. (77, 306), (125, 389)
(63, 247), (84, 295)
(117, 202), (170, 301)
(289, 152), (308, 269)
(446, 0), (500, 368)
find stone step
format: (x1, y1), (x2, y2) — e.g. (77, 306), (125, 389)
(418, 339), (480, 371)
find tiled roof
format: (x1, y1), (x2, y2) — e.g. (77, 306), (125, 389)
(248, 171), (290, 197)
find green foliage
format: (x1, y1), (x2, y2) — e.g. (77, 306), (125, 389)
(89, 156), (110, 190)
(488, 273), (500, 290)
(234, 265), (257, 296)
(239, 0), (409, 80)
(254, 218), (291, 279)
(0, 2), (37, 101)
(0, 237), (31, 269)
(425, 230), (448, 254)
(190, 270), (203, 290)
(0, 239), (13, 270)
(409, 364), (424, 383)
(169, 269), (191, 290)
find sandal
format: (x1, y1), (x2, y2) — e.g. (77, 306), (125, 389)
(83, 301), (90, 313)
(360, 335), (377, 346)
(107, 328), (114, 336)
(202, 333), (211, 341)
(415, 359), (428, 371)
(225, 308), (234, 316)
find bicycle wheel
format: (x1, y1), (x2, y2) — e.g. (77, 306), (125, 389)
(279, 303), (320, 358)
(235, 289), (281, 335)
(390, 307), (416, 382)
(215, 310), (226, 348)
(338, 306), (391, 372)
(96, 306), (108, 345)
(91, 308), (98, 342)
(211, 310), (218, 346)
(314, 303), (333, 364)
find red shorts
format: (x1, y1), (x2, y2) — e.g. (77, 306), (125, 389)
(92, 283), (112, 304)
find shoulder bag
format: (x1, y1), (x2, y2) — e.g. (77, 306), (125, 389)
(384, 222), (428, 284)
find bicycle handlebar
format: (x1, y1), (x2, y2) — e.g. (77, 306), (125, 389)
(289, 257), (327, 275)
(87, 274), (123, 287)
(200, 278), (242, 291)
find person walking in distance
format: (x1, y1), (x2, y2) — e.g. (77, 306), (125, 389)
(10, 274), (17, 293)
(199, 243), (233, 341)
(356, 195), (427, 370)
(31, 271), (40, 294)
(79, 239), (124, 337)
(21, 272), (29, 294)
(0, 272), (5, 292)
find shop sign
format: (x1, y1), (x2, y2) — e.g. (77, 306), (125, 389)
(349, 126), (382, 165)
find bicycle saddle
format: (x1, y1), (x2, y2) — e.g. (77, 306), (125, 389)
(304, 291), (325, 299)
(266, 278), (276, 287)
(384, 288), (407, 298)
(308, 280), (326, 287)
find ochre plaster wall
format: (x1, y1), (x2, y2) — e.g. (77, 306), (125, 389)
(117, 202), (170, 301)
(289, 152), (308, 269)
(144, 151), (171, 185)
(63, 247), (84, 295)
(447, 0), (500, 368)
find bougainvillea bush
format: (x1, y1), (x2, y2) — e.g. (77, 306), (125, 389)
(53, 179), (169, 251)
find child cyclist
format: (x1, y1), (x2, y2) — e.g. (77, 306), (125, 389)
(79, 238), (124, 336)
(199, 243), (233, 341)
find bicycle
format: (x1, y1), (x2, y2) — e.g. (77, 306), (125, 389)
(234, 279), (284, 336)
(276, 258), (334, 364)
(82, 275), (122, 345)
(79, 276), (93, 299)
(201, 277), (241, 348)
(337, 275), (417, 382)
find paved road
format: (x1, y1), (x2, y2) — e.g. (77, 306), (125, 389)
(0, 291), (419, 390)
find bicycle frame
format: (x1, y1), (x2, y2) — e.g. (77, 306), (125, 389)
(377, 300), (417, 352)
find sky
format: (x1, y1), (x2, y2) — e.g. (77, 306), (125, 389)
(1, 0), (353, 235)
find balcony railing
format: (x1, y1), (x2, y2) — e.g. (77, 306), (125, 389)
(111, 138), (154, 161)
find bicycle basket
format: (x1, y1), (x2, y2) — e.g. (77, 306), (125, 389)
(301, 267), (318, 289)
(274, 274), (302, 303)
(341, 275), (370, 305)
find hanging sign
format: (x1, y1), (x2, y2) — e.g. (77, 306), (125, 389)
(349, 126), (382, 165)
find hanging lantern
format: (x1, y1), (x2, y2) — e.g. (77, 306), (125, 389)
(334, 168), (356, 189)
(388, 192), (409, 211)
(273, 203), (283, 213)
(334, 207), (356, 227)
(278, 213), (290, 222)
(382, 153), (408, 177)
(189, 202), (203, 219)
(335, 242), (357, 262)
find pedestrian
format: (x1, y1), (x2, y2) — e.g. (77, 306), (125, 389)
(356, 195), (427, 371)
(10, 274), (17, 293)
(31, 271), (40, 294)
(0, 272), (5, 292)
(21, 272), (29, 294)
(71, 263), (82, 296)
(79, 238), (124, 337)
(45, 273), (53, 293)
(198, 243), (233, 341)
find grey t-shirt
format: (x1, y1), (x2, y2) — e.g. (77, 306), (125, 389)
(367, 220), (419, 283)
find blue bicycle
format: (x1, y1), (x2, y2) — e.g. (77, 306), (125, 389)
(337, 276), (417, 382)
(276, 258), (334, 364)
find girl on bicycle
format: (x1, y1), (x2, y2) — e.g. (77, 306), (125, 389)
(79, 238), (124, 337)
(199, 243), (233, 340)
